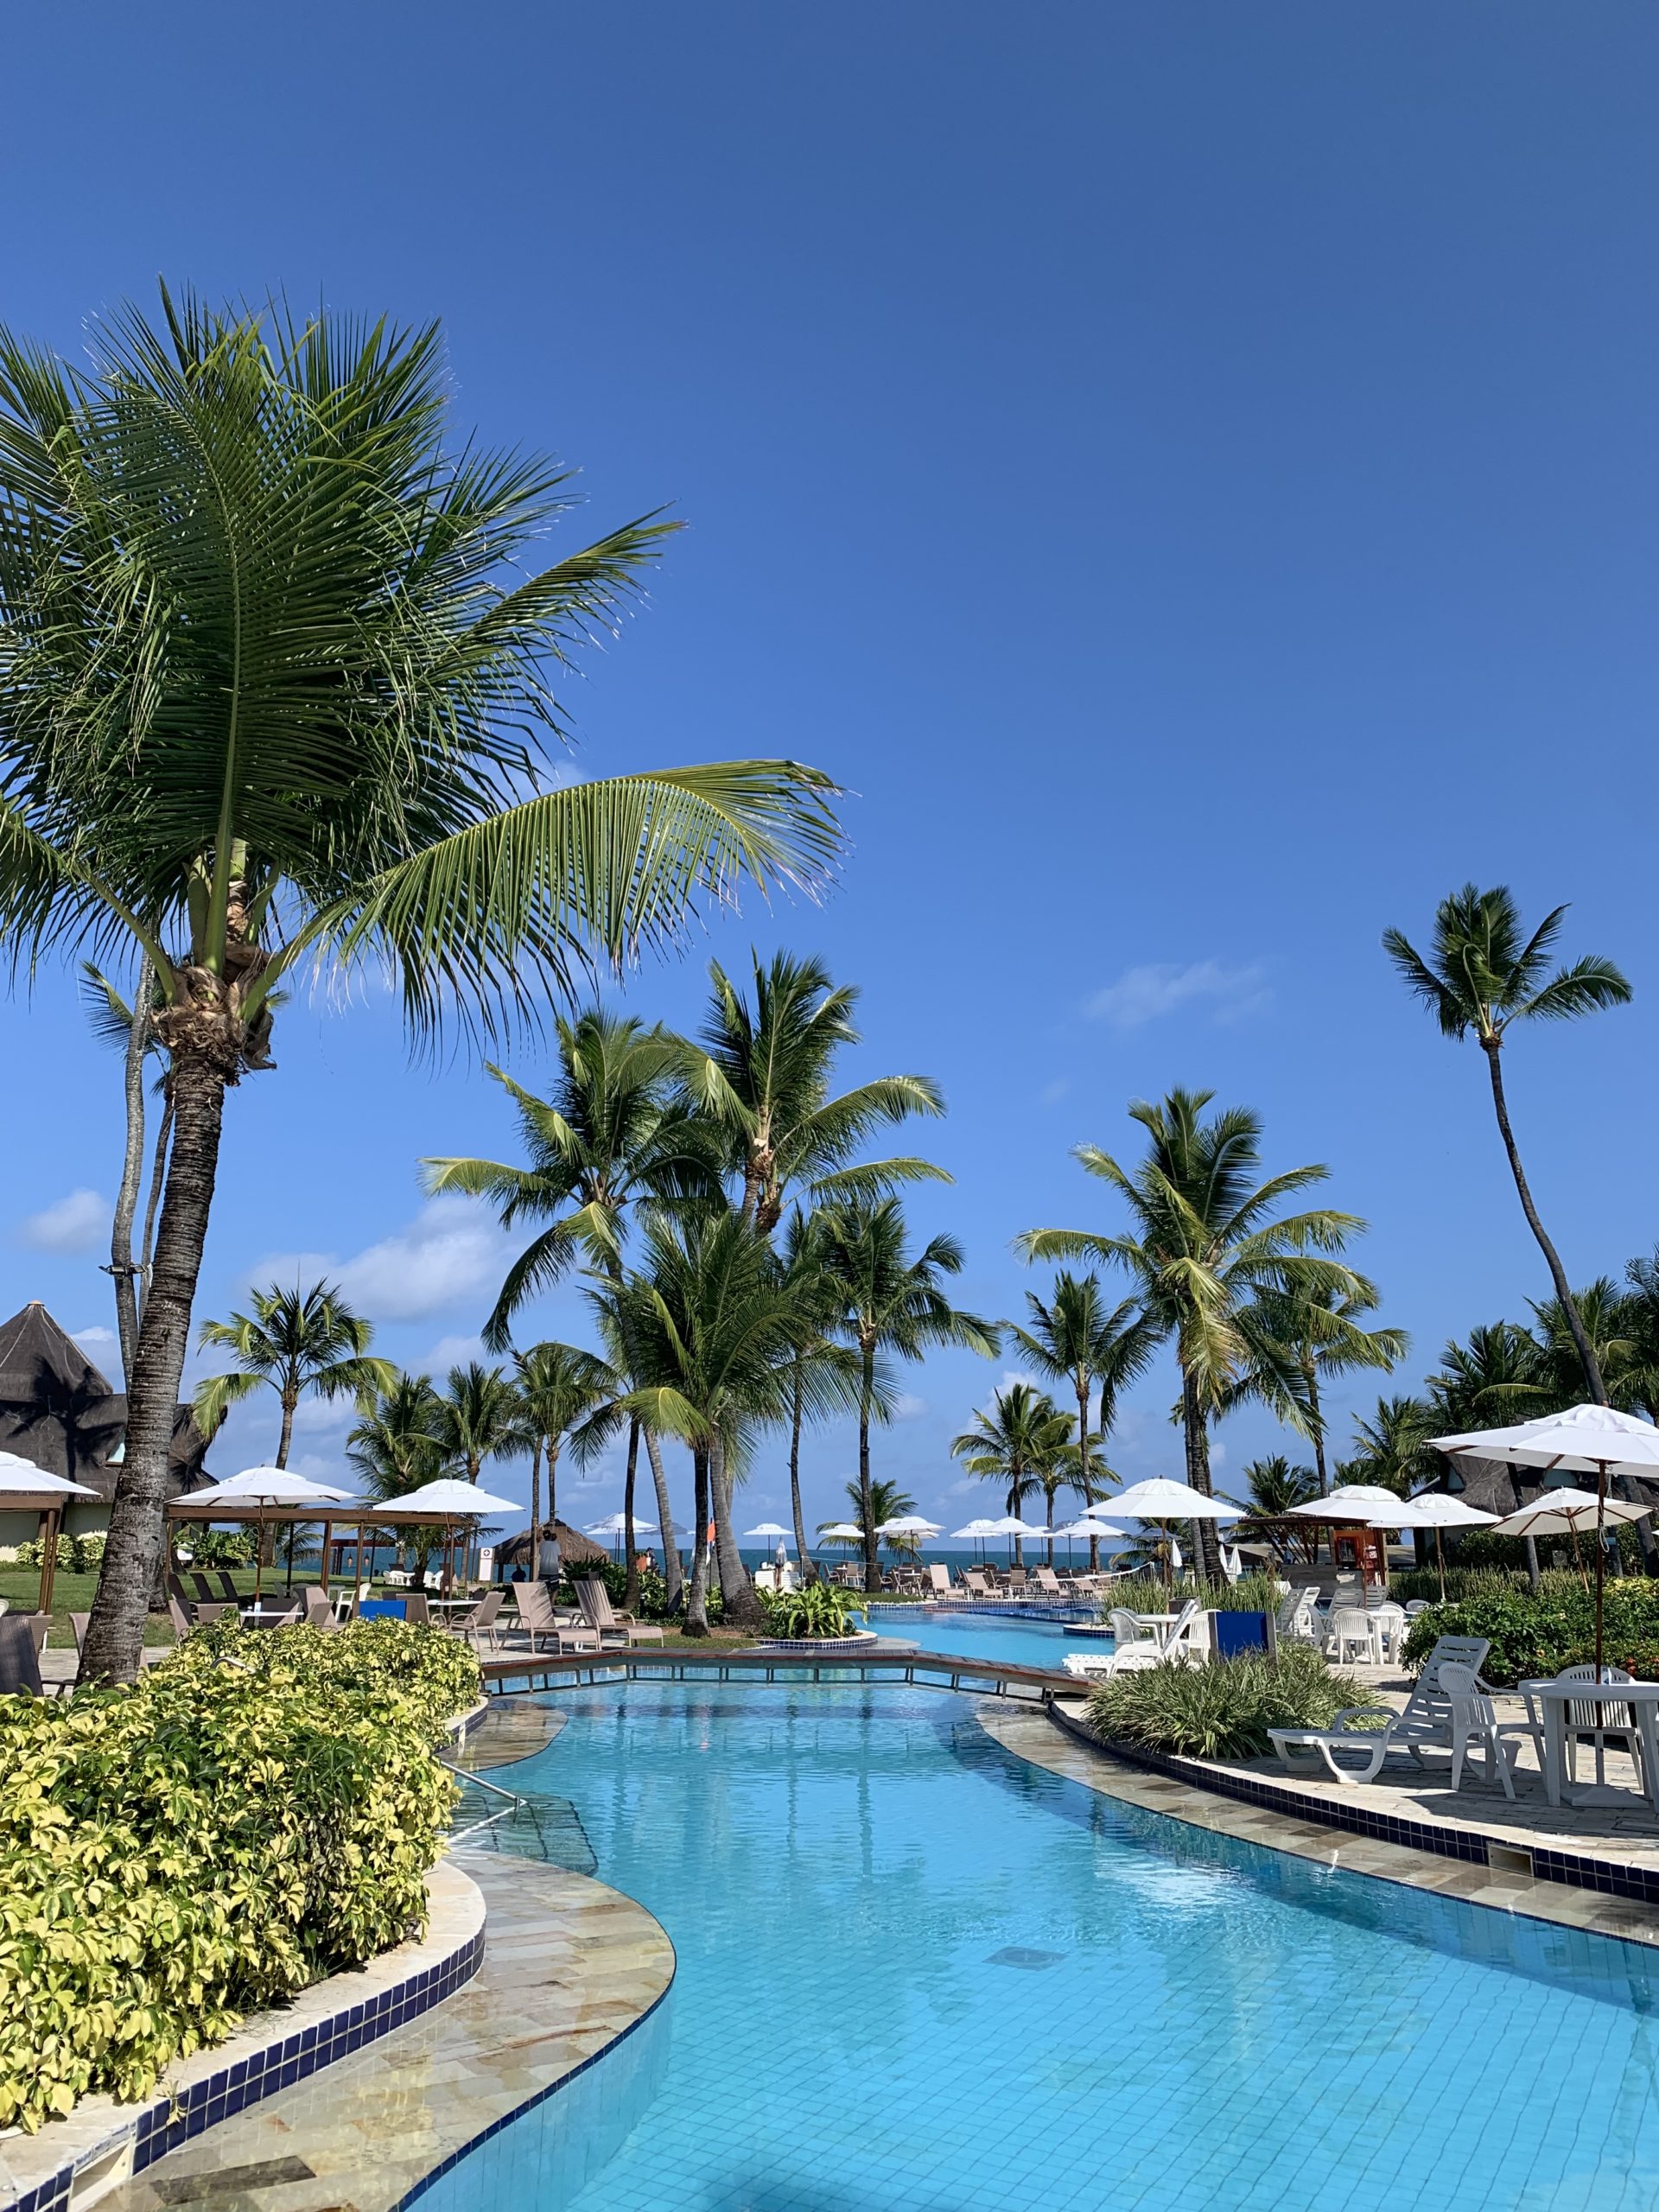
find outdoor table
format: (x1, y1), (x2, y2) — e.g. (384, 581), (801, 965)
(1517, 1676), (1659, 1809)
(426, 1596), (477, 1612)
(240, 1605), (298, 1629)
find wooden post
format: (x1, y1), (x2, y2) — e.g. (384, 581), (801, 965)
(37, 1508), (60, 1618)
(319, 1519), (333, 1595)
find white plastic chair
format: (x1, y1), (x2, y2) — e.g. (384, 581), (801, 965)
(1549, 1663), (1646, 1791)
(1325, 1606), (1373, 1665)
(1440, 1662), (1544, 1800)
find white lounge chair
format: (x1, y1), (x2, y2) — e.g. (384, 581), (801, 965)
(1267, 1635), (1494, 1783)
(1065, 1599), (1199, 1681)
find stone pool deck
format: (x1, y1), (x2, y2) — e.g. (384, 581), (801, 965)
(980, 1697), (1659, 1951)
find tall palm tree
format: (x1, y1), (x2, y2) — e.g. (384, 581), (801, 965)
(346, 1372), (446, 1586)
(1007, 1272), (1159, 1568)
(433, 1362), (525, 1484)
(950, 1382), (1074, 1566)
(0, 289), (842, 1683)
(611, 1209), (833, 1632)
(194, 1280), (395, 1467)
(511, 1341), (621, 1582)
(1229, 1277), (1407, 1494)
(425, 1007), (716, 1606)
(1345, 1395), (1440, 1499)
(820, 1478), (917, 1557)
(1018, 1089), (1368, 1579)
(1383, 885), (1630, 1404)
(677, 951), (949, 1235)
(1240, 1453), (1319, 1516)
(778, 1207), (849, 1573)
(816, 1197), (999, 1592)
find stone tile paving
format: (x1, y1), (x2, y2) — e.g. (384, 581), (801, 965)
(92, 1855), (673, 2212)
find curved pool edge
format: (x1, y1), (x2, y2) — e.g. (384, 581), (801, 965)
(84, 1855), (675, 2212)
(977, 1695), (1659, 1952)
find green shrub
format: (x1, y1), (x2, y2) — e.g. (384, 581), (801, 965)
(178, 1529), (256, 1567)
(1389, 1566), (1531, 1606)
(0, 1619), (474, 2133)
(1086, 1645), (1363, 1761)
(1401, 1578), (1659, 1686)
(759, 1582), (863, 1638)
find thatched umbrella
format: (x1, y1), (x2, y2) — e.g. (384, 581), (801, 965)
(494, 1518), (608, 1573)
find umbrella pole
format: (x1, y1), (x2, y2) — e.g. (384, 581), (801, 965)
(1595, 1459), (1608, 1682)
(255, 1510), (264, 1604)
(38, 1508), (59, 1618)
(1436, 1527), (1446, 1606)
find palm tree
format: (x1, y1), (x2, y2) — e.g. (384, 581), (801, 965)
(511, 1342), (621, 1582)
(433, 1363), (525, 1484)
(777, 1207), (852, 1574)
(950, 1382), (1075, 1566)
(1347, 1395), (1441, 1498)
(0, 289), (842, 1683)
(1240, 1453), (1318, 1516)
(1007, 1272), (1159, 1568)
(1018, 1089), (1368, 1580)
(425, 1007), (716, 1608)
(346, 1373), (445, 1586)
(1230, 1277), (1407, 1494)
(677, 951), (949, 1235)
(1383, 885), (1630, 1403)
(820, 1478), (917, 1557)
(816, 1198), (999, 1592)
(194, 1281), (395, 1467)
(611, 1209), (832, 1632)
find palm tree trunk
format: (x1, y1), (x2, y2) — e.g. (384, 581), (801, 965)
(528, 1437), (543, 1582)
(710, 1432), (764, 1628)
(546, 1440), (560, 1547)
(623, 1418), (642, 1611)
(684, 1449), (710, 1634)
(140, 1083), (175, 1290)
(644, 1427), (683, 1609)
(1484, 1042), (1606, 1401)
(859, 1346), (880, 1596)
(276, 1394), (296, 1470)
(82, 1044), (232, 1684)
(788, 1360), (812, 1580)
(1179, 1373), (1224, 1583)
(1046, 1488), (1055, 1568)
(109, 959), (153, 1388)
(1078, 1376), (1099, 1573)
(1307, 1363), (1329, 1495)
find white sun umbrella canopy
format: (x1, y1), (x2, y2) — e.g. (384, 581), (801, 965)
(1101, 1478), (1245, 1523)
(365, 1478), (518, 1519)
(0, 1455), (96, 1497)
(876, 1516), (942, 1535)
(744, 1522), (793, 1540)
(1489, 1487), (1654, 1538)
(1391, 1492), (1502, 1600)
(1280, 1484), (1414, 1524)
(818, 1522), (865, 1538)
(198, 1465), (353, 1505)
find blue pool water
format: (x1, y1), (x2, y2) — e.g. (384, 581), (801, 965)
(865, 1603), (1103, 1671)
(431, 1683), (1659, 2212)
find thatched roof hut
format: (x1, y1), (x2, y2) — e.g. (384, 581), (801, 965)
(494, 1518), (610, 1569)
(0, 1301), (210, 1502)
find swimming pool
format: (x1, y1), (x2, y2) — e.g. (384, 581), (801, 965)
(865, 1602), (1104, 1670)
(427, 1682), (1659, 2212)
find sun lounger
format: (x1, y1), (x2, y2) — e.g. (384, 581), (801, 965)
(1268, 1634), (1495, 1783)
(0, 1614), (46, 1696)
(575, 1577), (665, 1647)
(927, 1563), (955, 1598)
(1065, 1599), (1200, 1681)
(449, 1588), (505, 1651)
(512, 1581), (601, 1653)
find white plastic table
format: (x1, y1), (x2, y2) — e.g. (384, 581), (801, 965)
(1516, 1676), (1659, 1809)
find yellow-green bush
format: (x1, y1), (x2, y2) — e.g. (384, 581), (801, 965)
(0, 1619), (479, 2133)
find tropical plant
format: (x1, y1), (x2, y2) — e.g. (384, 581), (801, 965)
(1007, 1271), (1157, 1567)
(1401, 1579), (1659, 1686)
(950, 1382), (1074, 1566)
(511, 1340), (621, 1582)
(0, 1618), (469, 2133)
(778, 1207), (845, 1573)
(432, 1362), (525, 1484)
(425, 1007), (713, 1607)
(760, 1580), (863, 1639)
(0, 289), (842, 1683)
(1229, 1277), (1405, 1494)
(815, 1197), (999, 1592)
(346, 1372), (447, 1585)
(1239, 1452), (1319, 1517)
(1018, 1089), (1368, 1579)
(1383, 885), (1630, 1404)
(193, 1280), (394, 1467)
(1345, 1395), (1441, 1499)
(1087, 1644), (1363, 1761)
(677, 950), (948, 1235)
(609, 1208), (840, 1631)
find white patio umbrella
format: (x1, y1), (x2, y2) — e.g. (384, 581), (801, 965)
(364, 1477), (518, 1596)
(980, 1513), (1049, 1567)
(191, 1466), (355, 1599)
(1101, 1478), (1243, 1598)
(744, 1522), (793, 1539)
(876, 1514), (941, 1561)
(1281, 1483), (1416, 1523)
(0, 1457), (97, 1612)
(949, 1516), (1003, 1563)
(1050, 1517), (1127, 1569)
(1434, 1405), (1659, 1675)
(1389, 1492), (1501, 1600)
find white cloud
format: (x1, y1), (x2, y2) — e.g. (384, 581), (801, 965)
(417, 1333), (487, 1375)
(18, 1188), (110, 1254)
(1039, 1079), (1071, 1106)
(893, 1393), (928, 1421)
(71, 1323), (118, 1351)
(1084, 961), (1269, 1030)
(251, 1199), (513, 1325)
(292, 1396), (355, 1435)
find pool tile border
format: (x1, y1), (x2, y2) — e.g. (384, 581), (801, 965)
(0, 1864), (486, 2212)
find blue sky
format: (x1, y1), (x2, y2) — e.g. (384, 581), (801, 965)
(3, 4), (1657, 1539)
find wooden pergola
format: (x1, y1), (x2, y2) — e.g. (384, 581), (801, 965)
(166, 1496), (500, 1599)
